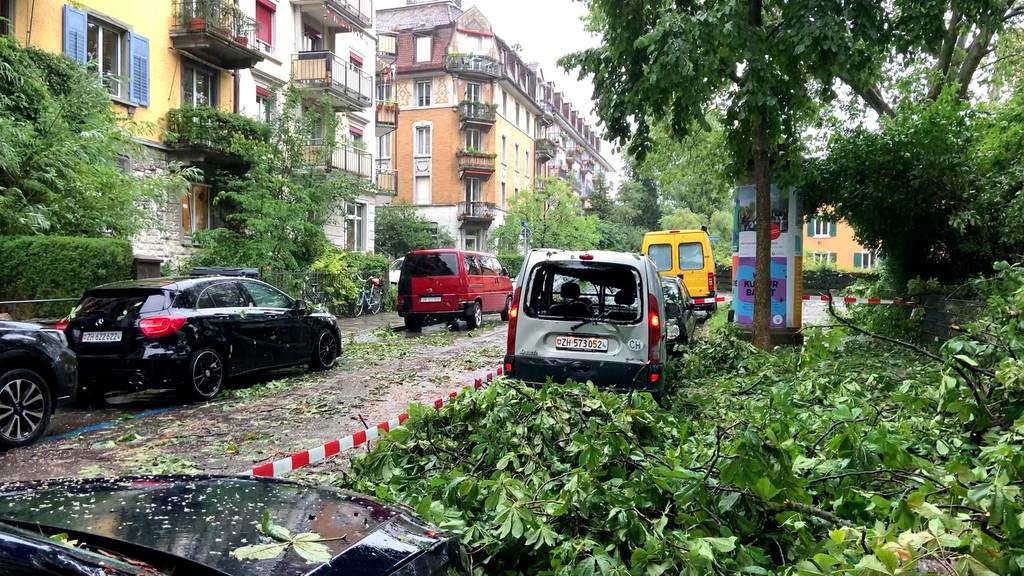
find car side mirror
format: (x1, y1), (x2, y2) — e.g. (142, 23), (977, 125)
(294, 299), (308, 313)
(501, 268), (509, 277)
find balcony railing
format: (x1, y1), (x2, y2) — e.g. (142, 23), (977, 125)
(457, 151), (497, 176)
(376, 169), (397, 194)
(445, 54), (502, 79)
(164, 105), (270, 159)
(377, 33), (397, 62)
(535, 138), (557, 161)
(458, 202), (497, 222)
(459, 101), (497, 126)
(170, 0), (263, 69)
(326, 0), (373, 29)
(303, 142), (372, 179)
(292, 51), (373, 109)
(376, 102), (397, 132)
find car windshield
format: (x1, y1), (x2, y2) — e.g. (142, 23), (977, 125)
(648, 244), (672, 271)
(524, 261), (643, 323)
(678, 242), (705, 270)
(403, 253), (459, 277)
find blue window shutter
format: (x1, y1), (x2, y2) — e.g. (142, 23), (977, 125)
(806, 218), (814, 236)
(829, 221), (837, 237)
(129, 33), (150, 106)
(854, 253), (863, 269)
(62, 5), (88, 64)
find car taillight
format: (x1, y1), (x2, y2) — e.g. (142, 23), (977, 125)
(708, 272), (716, 293)
(54, 319), (68, 332)
(506, 288), (522, 356)
(138, 316), (186, 338)
(648, 293), (662, 363)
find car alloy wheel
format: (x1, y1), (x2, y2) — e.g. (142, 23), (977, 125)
(190, 349), (224, 400)
(0, 371), (51, 448)
(317, 330), (338, 369)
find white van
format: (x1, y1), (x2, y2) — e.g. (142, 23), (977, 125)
(503, 250), (668, 399)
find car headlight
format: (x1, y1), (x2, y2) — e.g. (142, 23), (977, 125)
(42, 329), (68, 347)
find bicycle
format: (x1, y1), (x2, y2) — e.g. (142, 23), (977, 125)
(352, 274), (384, 317)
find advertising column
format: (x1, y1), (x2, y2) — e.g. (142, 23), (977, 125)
(731, 185), (803, 331)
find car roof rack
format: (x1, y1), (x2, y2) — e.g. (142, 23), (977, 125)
(189, 267), (260, 279)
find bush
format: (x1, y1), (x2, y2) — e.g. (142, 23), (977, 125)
(497, 253), (525, 277)
(164, 105), (271, 151)
(0, 236), (133, 318)
(307, 250), (391, 315)
(374, 203), (455, 259)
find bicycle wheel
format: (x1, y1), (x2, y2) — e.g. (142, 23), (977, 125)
(353, 292), (366, 318)
(369, 285), (384, 315)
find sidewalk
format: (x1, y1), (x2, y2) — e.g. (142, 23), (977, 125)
(335, 311), (403, 338)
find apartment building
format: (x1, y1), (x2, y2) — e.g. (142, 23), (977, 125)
(377, 0), (613, 251)
(5, 0), (391, 267)
(805, 217), (880, 272)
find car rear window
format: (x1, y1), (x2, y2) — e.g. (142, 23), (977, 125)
(648, 244), (672, 271)
(524, 261), (643, 323)
(403, 253), (460, 277)
(678, 242), (705, 270)
(74, 290), (168, 323)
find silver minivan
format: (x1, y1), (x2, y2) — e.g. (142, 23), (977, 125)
(503, 249), (668, 398)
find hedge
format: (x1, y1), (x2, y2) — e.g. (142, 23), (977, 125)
(497, 253), (525, 278)
(0, 236), (134, 319)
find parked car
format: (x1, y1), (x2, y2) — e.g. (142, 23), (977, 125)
(397, 249), (514, 332)
(0, 475), (470, 575)
(388, 257), (404, 286)
(504, 250), (668, 399)
(58, 277), (341, 404)
(661, 277), (698, 355)
(641, 228), (718, 314)
(0, 321), (77, 449)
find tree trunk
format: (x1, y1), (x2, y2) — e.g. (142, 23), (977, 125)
(752, 116), (772, 350)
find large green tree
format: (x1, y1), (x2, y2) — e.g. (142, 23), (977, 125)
(374, 202), (455, 259)
(492, 179), (600, 254)
(563, 0), (1011, 348)
(0, 36), (187, 237)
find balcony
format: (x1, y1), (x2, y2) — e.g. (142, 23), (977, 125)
(171, 0), (264, 69)
(445, 54), (502, 80)
(302, 142), (372, 179)
(535, 138), (557, 162)
(377, 33), (397, 63)
(376, 102), (397, 136)
(375, 168), (397, 195)
(459, 101), (497, 129)
(164, 105), (270, 164)
(458, 202), (497, 226)
(457, 150), (497, 179)
(292, 0), (372, 31)
(292, 51), (373, 110)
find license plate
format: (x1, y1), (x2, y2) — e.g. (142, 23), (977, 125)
(81, 331), (122, 343)
(419, 296), (442, 303)
(555, 335), (608, 352)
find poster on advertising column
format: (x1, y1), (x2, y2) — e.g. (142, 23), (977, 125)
(731, 185), (802, 329)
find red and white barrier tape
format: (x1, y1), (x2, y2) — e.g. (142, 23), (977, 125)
(690, 294), (916, 307)
(691, 296), (732, 305)
(249, 368), (502, 478)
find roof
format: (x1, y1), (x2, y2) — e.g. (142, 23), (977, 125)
(377, 2), (462, 32)
(90, 277), (267, 291)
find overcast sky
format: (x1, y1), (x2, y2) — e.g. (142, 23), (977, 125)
(377, 0), (627, 183)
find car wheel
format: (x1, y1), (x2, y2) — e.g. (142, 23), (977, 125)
(0, 369), (53, 450)
(184, 348), (225, 402)
(404, 316), (423, 333)
(466, 302), (483, 330)
(500, 296), (512, 321)
(310, 329), (339, 371)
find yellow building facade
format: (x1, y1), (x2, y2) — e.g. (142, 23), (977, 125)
(804, 217), (879, 272)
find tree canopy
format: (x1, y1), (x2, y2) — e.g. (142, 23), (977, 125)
(491, 179), (600, 254)
(374, 202), (455, 259)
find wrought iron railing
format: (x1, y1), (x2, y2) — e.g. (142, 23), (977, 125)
(303, 142), (373, 178)
(376, 169), (397, 194)
(457, 151), (497, 173)
(458, 201), (496, 220)
(292, 51), (373, 106)
(326, 0), (373, 29)
(535, 138), (558, 160)
(445, 54), (502, 78)
(459, 100), (497, 124)
(376, 102), (397, 126)
(171, 0), (258, 47)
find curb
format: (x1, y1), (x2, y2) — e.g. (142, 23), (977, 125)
(248, 367), (503, 477)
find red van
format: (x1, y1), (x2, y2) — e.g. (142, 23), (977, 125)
(397, 249), (514, 332)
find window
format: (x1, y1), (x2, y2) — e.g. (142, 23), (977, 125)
(465, 177), (481, 203)
(648, 244), (672, 271)
(415, 125), (432, 156)
(514, 143), (520, 171)
(87, 18), (126, 98)
(345, 202), (366, 251)
(854, 251), (878, 270)
(197, 282), (248, 309)
(255, 0), (274, 52)
(242, 282), (293, 308)
(515, 102), (520, 125)
(301, 27), (323, 51)
(465, 128), (481, 150)
(501, 135), (507, 165)
(378, 133), (392, 163)
(525, 151), (530, 176)
(526, 112), (531, 133)
(464, 234), (479, 251)
(1, 0), (13, 36)
(810, 251), (838, 265)
(182, 62), (217, 106)
(350, 51), (364, 69)
(812, 218), (833, 237)
(416, 80), (432, 107)
(502, 92), (508, 116)
(181, 184), (210, 237)
(525, 261), (643, 323)
(404, 252), (458, 276)
(256, 91), (272, 122)
(464, 254), (483, 276)
(414, 175), (431, 205)
(377, 80), (393, 102)
(465, 82), (481, 102)
(678, 243), (705, 270)
(415, 35), (432, 62)
(500, 182), (506, 208)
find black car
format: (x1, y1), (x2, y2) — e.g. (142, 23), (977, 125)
(0, 475), (470, 576)
(61, 277), (341, 403)
(661, 277), (698, 355)
(0, 321), (77, 449)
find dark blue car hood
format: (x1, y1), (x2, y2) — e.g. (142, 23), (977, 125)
(0, 475), (465, 576)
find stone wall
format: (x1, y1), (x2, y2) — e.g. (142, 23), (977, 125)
(128, 151), (196, 271)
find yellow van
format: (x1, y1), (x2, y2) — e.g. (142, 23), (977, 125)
(641, 229), (718, 312)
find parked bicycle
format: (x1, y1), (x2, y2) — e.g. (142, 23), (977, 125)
(352, 275), (384, 317)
